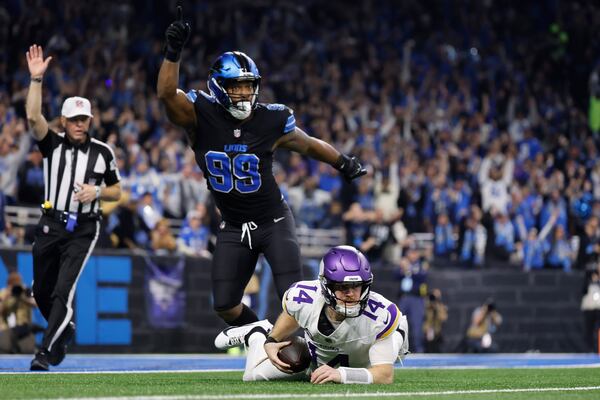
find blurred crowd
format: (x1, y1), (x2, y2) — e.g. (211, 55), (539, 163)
(0, 0), (600, 275)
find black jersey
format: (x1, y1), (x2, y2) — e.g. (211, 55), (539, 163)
(186, 90), (296, 225)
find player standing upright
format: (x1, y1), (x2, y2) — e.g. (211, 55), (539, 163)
(215, 246), (409, 384)
(157, 7), (367, 328)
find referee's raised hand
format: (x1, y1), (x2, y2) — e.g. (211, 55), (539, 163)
(26, 44), (52, 78)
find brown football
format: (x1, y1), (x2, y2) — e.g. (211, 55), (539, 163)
(277, 336), (312, 373)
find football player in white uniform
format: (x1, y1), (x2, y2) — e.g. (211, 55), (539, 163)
(214, 245), (409, 384)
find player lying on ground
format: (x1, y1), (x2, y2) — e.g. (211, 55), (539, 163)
(215, 245), (409, 384)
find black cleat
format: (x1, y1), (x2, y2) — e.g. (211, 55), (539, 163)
(48, 322), (75, 366)
(30, 350), (49, 371)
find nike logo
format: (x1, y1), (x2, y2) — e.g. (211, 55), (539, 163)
(273, 217), (285, 223)
(383, 314), (390, 325)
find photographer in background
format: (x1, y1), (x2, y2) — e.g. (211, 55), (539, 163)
(0, 272), (41, 353)
(581, 264), (600, 352)
(423, 288), (448, 353)
(466, 298), (503, 353)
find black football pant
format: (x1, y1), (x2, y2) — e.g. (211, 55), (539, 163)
(32, 215), (99, 352)
(211, 203), (302, 312)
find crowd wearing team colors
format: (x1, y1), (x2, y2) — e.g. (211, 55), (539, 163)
(0, 0), (599, 275)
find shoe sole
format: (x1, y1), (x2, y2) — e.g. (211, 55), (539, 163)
(30, 363), (49, 371)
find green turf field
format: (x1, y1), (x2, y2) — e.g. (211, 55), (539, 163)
(2, 368), (599, 399)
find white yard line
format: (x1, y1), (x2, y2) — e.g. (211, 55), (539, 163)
(29, 386), (600, 400)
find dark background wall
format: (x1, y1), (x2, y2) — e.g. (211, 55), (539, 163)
(0, 249), (587, 353)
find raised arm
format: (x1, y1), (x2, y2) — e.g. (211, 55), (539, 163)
(25, 44), (52, 141)
(156, 6), (196, 130)
(274, 127), (367, 182)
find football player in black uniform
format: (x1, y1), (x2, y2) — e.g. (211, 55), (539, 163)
(157, 7), (367, 328)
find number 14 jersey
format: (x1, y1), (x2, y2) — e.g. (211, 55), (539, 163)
(283, 280), (403, 369)
(186, 90), (295, 225)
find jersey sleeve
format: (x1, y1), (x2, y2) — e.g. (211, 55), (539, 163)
(375, 302), (402, 340)
(282, 280), (320, 321)
(265, 103), (296, 135)
(368, 332), (398, 365)
(185, 89), (198, 103)
(102, 145), (121, 185)
(37, 129), (59, 157)
(283, 107), (296, 134)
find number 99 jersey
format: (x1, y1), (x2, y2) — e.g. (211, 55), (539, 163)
(282, 280), (404, 369)
(186, 90), (296, 225)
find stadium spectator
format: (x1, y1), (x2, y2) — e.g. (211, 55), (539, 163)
(214, 246), (409, 384)
(546, 225), (574, 272)
(577, 217), (600, 271)
(177, 208), (211, 258)
(16, 144), (44, 206)
(359, 208), (391, 266)
(0, 121), (31, 204)
(458, 207), (487, 268)
(521, 211), (558, 272)
(150, 218), (177, 254)
(433, 213), (455, 259)
(395, 246), (428, 353)
(156, 7), (366, 329)
(489, 212), (516, 263)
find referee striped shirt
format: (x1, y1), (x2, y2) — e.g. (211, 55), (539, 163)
(37, 129), (121, 214)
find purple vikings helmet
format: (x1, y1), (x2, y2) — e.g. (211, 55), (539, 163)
(319, 245), (373, 318)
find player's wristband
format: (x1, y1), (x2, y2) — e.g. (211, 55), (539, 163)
(164, 48), (181, 62)
(264, 336), (279, 344)
(338, 367), (373, 384)
(334, 154), (348, 171)
(31, 76), (43, 83)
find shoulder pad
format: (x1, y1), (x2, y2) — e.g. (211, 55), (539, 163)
(265, 103), (287, 111)
(361, 292), (402, 340)
(283, 281), (320, 314)
(186, 90), (216, 103)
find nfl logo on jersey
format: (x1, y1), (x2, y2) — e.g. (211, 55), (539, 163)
(233, 129), (241, 138)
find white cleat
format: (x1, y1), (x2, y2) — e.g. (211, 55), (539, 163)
(214, 319), (273, 350)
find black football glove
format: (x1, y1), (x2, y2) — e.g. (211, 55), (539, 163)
(164, 6), (191, 62)
(336, 154), (367, 182)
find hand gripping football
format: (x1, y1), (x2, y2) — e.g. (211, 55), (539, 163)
(277, 336), (312, 373)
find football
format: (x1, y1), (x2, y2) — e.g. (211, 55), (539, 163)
(277, 336), (312, 373)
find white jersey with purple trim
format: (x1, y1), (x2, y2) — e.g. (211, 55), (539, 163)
(283, 279), (402, 369)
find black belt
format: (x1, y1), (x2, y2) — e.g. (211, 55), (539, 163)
(42, 208), (101, 223)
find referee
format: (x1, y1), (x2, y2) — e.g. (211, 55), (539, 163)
(25, 44), (122, 371)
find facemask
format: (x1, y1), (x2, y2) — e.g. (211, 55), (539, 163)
(334, 302), (362, 318)
(228, 101), (252, 120)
